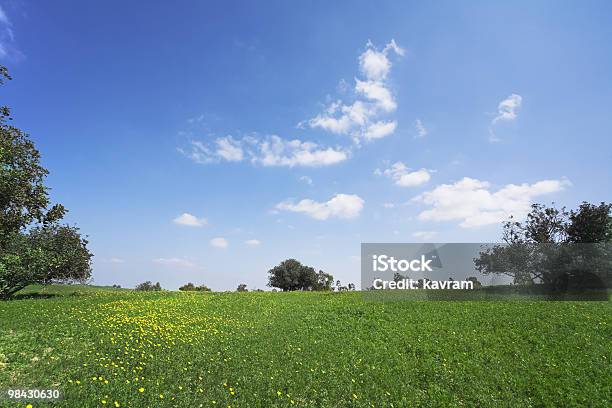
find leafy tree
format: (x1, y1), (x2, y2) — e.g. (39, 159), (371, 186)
(179, 282), (212, 292)
(466, 276), (482, 288)
(179, 282), (196, 291)
(26, 224), (92, 284)
(566, 202), (612, 243)
(313, 270), (334, 291)
(236, 283), (248, 292)
(475, 202), (611, 289)
(0, 65), (92, 298)
(393, 272), (406, 282)
(135, 281), (162, 291)
(267, 259), (333, 291)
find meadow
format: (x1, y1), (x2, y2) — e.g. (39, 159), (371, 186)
(0, 286), (610, 407)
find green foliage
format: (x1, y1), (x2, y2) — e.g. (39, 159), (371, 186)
(567, 202), (612, 243)
(0, 65), (92, 298)
(0, 290), (609, 406)
(236, 283), (248, 292)
(267, 259), (333, 291)
(475, 202), (612, 289)
(467, 276), (482, 288)
(135, 281), (162, 291)
(178, 282), (211, 292)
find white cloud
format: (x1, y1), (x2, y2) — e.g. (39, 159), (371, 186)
(104, 257), (125, 264)
(276, 193), (364, 220)
(215, 136), (243, 161)
(180, 135), (348, 167)
(308, 40), (403, 142)
(413, 177), (571, 228)
(364, 121), (397, 140)
(0, 5), (17, 60)
(299, 176), (313, 185)
(210, 237), (229, 248)
(383, 39), (405, 56)
(245, 239), (261, 246)
(177, 141), (215, 164)
(492, 94), (522, 124)
(415, 119), (427, 138)
(153, 257), (196, 268)
(255, 135), (348, 167)
(355, 79), (396, 112)
(382, 202), (396, 209)
(0, 6), (9, 25)
(309, 100), (369, 135)
(179, 40), (402, 167)
(382, 162), (432, 187)
(413, 231), (437, 240)
(360, 39), (404, 81)
(173, 213), (207, 227)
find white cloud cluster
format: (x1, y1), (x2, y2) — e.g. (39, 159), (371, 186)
(380, 162), (432, 187)
(309, 40), (404, 142)
(245, 239), (261, 246)
(179, 135), (348, 168)
(173, 212), (207, 227)
(104, 257), (125, 264)
(276, 193), (364, 220)
(255, 135), (348, 167)
(210, 237), (229, 248)
(492, 94), (522, 124)
(415, 119), (428, 138)
(215, 136), (243, 161)
(489, 94), (523, 142)
(0, 5), (16, 59)
(153, 257), (196, 268)
(413, 177), (570, 228)
(299, 176), (313, 185)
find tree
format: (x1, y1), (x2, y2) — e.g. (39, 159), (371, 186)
(312, 270), (334, 291)
(179, 282), (196, 291)
(393, 272), (406, 282)
(267, 259), (333, 291)
(0, 65), (92, 298)
(179, 282), (212, 292)
(135, 281), (162, 291)
(475, 202), (611, 290)
(236, 283), (248, 292)
(566, 202), (612, 243)
(26, 224), (92, 284)
(466, 276), (482, 288)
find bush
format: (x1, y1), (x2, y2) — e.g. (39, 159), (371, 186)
(179, 282), (211, 292)
(135, 281), (162, 291)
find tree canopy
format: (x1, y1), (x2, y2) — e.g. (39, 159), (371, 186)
(267, 259), (333, 291)
(179, 282), (211, 292)
(475, 202), (611, 291)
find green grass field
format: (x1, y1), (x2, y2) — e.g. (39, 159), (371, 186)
(1, 286), (610, 407)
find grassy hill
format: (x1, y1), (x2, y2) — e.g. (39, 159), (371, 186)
(1, 286), (610, 407)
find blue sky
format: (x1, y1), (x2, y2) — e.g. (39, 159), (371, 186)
(1, 1), (611, 290)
